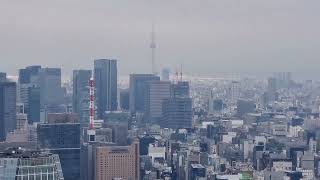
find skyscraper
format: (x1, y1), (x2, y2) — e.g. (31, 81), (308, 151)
(144, 81), (171, 123)
(172, 81), (190, 98)
(120, 89), (130, 111)
(37, 119), (80, 180)
(0, 72), (6, 82)
(161, 68), (170, 81)
(94, 59), (118, 118)
(18, 65), (41, 84)
(39, 68), (64, 109)
(73, 70), (91, 124)
(129, 74), (160, 113)
(28, 86), (41, 123)
(267, 77), (277, 103)
(18, 66), (41, 117)
(161, 97), (193, 129)
(0, 81), (17, 141)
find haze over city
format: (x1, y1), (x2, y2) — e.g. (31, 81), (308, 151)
(2, 1), (320, 180)
(1, 0), (320, 79)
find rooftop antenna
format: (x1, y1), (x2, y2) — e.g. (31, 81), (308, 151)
(150, 23), (156, 75)
(175, 68), (179, 83)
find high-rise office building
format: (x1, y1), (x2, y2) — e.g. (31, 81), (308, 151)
(94, 59), (118, 118)
(0, 81), (17, 141)
(28, 86), (41, 123)
(274, 72), (292, 89)
(161, 97), (193, 129)
(129, 74), (160, 113)
(144, 81), (171, 123)
(229, 81), (240, 104)
(120, 89), (130, 111)
(172, 81), (190, 98)
(105, 122), (128, 146)
(161, 68), (170, 81)
(18, 65), (41, 84)
(39, 68), (64, 108)
(0, 72), (6, 82)
(18, 66), (41, 107)
(0, 148), (64, 180)
(267, 77), (277, 103)
(37, 119), (80, 180)
(73, 70), (91, 124)
(18, 66), (42, 123)
(95, 141), (140, 180)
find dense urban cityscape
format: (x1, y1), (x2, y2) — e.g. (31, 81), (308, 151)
(1, 62), (320, 180)
(1, 1), (320, 180)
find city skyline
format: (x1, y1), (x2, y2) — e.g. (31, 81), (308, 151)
(1, 1), (320, 180)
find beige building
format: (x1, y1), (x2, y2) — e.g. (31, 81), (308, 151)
(95, 141), (140, 180)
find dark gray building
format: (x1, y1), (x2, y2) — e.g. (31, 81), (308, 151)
(144, 81), (171, 123)
(37, 122), (80, 180)
(120, 89), (130, 111)
(28, 86), (41, 123)
(104, 122), (128, 146)
(129, 74), (160, 113)
(94, 59), (118, 118)
(172, 81), (190, 98)
(0, 72), (6, 82)
(39, 68), (64, 108)
(0, 82), (16, 141)
(73, 70), (91, 124)
(18, 65), (41, 84)
(18, 66), (41, 123)
(190, 164), (206, 180)
(266, 77), (277, 103)
(161, 97), (192, 129)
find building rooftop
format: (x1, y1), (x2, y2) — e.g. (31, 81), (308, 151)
(191, 164), (205, 169)
(0, 147), (52, 159)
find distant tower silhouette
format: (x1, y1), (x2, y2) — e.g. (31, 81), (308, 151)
(150, 23), (157, 75)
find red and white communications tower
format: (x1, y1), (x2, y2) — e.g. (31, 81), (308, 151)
(87, 76), (96, 142)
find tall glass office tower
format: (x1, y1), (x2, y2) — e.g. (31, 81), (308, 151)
(94, 59), (118, 118)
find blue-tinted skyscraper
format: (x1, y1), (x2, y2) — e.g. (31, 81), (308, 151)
(37, 121), (80, 180)
(0, 81), (17, 141)
(28, 87), (40, 123)
(172, 81), (190, 98)
(18, 66), (41, 123)
(144, 81), (171, 123)
(18, 65), (41, 84)
(161, 97), (192, 129)
(129, 74), (160, 113)
(73, 70), (91, 124)
(39, 68), (64, 108)
(94, 59), (118, 118)
(120, 89), (130, 111)
(0, 72), (6, 82)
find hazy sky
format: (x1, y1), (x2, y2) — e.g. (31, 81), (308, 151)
(1, 0), (319, 78)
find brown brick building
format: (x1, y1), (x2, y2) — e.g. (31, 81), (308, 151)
(95, 141), (140, 180)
